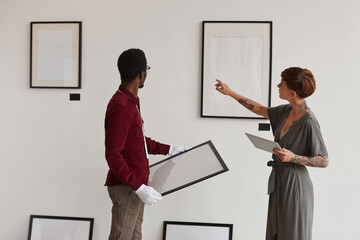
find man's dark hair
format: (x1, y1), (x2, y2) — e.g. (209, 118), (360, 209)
(117, 48), (147, 82)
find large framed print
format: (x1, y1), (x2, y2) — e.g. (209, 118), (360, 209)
(163, 221), (233, 240)
(201, 21), (272, 119)
(30, 21), (82, 88)
(27, 215), (94, 240)
(148, 141), (228, 196)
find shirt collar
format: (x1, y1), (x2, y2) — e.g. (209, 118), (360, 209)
(118, 85), (139, 105)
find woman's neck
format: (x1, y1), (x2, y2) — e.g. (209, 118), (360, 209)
(290, 99), (309, 116)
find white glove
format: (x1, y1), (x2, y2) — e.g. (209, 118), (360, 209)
(135, 184), (163, 205)
(169, 145), (188, 156)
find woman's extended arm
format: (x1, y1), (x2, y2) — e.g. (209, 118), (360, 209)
(215, 79), (268, 118)
(273, 148), (329, 168)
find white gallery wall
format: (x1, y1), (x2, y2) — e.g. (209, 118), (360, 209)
(1, 0), (359, 239)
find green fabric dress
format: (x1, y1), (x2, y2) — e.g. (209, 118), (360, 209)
(266, 104), (328, 240)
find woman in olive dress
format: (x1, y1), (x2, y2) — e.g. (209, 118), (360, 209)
(215, 67), (329, 240)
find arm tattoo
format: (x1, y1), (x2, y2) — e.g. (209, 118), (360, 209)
(238, 99), (254, 110)
(291, 155), (329, 168)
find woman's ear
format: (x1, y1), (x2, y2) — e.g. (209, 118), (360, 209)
(290, 90), (297, 98)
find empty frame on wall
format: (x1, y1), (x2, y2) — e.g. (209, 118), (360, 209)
(201, 21), (272, 119)
(30, 21), (82, 88)
(27, 215), (94, 240)
(148, 141), (228, 196)
(163, 221), (233, 240)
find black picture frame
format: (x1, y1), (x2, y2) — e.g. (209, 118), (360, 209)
(27, 215), (94, 240)
(30, 21), (82, 88)
(163, 221), (233, 240)
(148, 140), (228, 196)
(201, 21), (273, 119)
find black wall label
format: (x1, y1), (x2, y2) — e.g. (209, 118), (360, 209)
(70, 93), (81, 101)
(259, 123), (270, 131)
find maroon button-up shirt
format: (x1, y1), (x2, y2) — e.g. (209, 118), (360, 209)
(104, 86), (170, 190)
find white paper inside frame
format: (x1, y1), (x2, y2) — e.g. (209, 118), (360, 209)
(30, 218), (91, 240)
(165, 224), (231, 240)
(202, 22), (271, 118)
(38, 29), (74, 81)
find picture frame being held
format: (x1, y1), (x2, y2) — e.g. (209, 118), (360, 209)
(148, 140), (228, 196)
(30, 21), (82, 88)
(201, 21), (272, 119)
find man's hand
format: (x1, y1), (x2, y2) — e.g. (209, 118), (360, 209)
(168, 145), (188, 156)
(135, 184), (163, 205)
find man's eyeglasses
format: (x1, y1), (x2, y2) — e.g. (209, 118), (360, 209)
(146, 66), (151, 73)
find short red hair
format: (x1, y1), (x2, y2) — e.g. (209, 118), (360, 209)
(281, 67), (316, 98)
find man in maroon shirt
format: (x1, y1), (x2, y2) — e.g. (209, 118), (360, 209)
(104, 48), (186, 240)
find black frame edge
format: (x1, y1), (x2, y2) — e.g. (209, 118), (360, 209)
(28, 214), (94, 240)
(29, 21), (82, 89)
(200, 20), (273, 119)
(163, 221), (233, 240)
